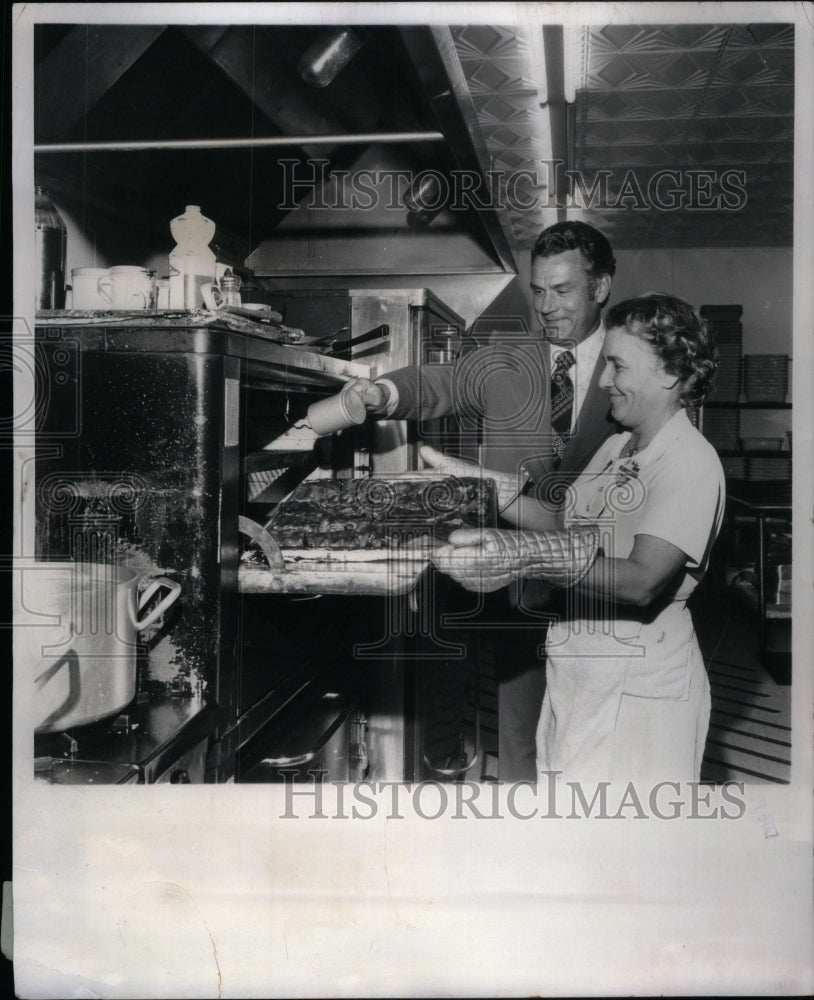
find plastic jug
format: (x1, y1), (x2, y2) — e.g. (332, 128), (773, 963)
(35, 187), (67, 309)
(168, 205), (217, 309)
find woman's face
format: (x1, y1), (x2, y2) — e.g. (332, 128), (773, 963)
(599, 325), (678, 430)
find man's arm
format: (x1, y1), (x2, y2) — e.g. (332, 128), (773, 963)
(348, 342), (504, 422)
(345, 364), (457, 421)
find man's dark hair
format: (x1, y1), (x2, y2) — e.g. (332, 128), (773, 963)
(531, 221), (617, 280)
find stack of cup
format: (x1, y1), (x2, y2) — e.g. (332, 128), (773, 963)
(67, 266), (157, 310)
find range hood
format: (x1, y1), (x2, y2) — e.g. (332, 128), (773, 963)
(245, 25), (520, 328)
(33, 23), (525, 325)
(246, 141), (516, 328)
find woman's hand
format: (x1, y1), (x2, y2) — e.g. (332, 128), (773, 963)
(432, 525), (601, 593)
(432, 528), (522, 592)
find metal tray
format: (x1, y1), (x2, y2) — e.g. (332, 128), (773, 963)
(238, 474), (497, 597)
(239, 548), (432, 596)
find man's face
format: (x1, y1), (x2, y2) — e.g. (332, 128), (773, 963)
(530, 249), (609, 344)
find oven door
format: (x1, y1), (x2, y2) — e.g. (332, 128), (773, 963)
(236, 686), (365, 783)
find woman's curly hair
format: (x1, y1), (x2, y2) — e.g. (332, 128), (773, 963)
(605, 293), (718, 408)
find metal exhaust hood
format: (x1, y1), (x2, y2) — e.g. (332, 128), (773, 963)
(246, 26), (520, 328)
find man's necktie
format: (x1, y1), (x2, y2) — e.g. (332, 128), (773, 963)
(550, 349), (575, 468)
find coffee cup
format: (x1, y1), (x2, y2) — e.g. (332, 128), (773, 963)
(98, 266), (157, 310)
(306, 387), (367, 436)
(67, 268), (110, 310)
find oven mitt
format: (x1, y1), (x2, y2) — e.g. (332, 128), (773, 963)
(432, 525), (601, 593)
(419, 445), (528, 513)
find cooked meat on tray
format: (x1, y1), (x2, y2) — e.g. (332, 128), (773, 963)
(265, 476), (495, 550)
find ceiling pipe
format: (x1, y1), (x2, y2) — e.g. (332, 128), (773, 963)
(33, 132), (446, 154)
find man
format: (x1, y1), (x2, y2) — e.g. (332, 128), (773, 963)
(348, 220), (620, 781)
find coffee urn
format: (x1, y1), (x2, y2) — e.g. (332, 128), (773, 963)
(35, 186), (67, 309)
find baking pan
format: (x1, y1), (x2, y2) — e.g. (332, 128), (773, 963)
(238, 474), (497, 597)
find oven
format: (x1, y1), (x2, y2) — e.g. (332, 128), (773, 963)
(31, 289), (490, 784)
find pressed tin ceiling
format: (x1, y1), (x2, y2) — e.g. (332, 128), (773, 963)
(450, 24), (554, 248)
(452, 22), (795, 250)
(33, 20), (795, 267)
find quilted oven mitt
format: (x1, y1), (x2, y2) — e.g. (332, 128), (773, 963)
(432, 525), (601, 593)
(419, 445), (527, 513)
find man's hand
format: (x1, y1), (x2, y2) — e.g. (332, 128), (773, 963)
(432, 525), (601, 593)
(343, 377), (390, 414)
(419, 445), (527, 512)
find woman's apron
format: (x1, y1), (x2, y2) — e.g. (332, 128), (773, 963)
(537, 599), (711, 783)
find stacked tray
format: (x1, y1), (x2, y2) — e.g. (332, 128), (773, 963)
(720, 456), (748, 480)
(700, 305), (743, 321)
(701, 305), (743, 402)
(702, 408), (740, 450)
(746, 456), (792, 482)
(743, 354), (788, 403)
(713, 345), (743, 401)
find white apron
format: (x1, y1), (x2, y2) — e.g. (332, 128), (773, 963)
(537, 599), (711, 783)
(534, 413), (725, 784)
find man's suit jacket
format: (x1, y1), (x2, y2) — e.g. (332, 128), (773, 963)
(384, 331), (619, 487)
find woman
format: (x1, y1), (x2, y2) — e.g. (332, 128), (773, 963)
(432, 294), (726, 783)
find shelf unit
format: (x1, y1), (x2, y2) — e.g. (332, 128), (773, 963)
(701, 396), (792, 677)
(704, 401), (792, 408)
(727, 494), (792, 673)
(714, 450), (791, 458)
(700, 399), (792, 473)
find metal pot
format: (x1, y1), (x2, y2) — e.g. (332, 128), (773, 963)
(20, 562), (181, 733)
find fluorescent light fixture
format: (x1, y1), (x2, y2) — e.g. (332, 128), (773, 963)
(526, 25), (548, 106)
(563, 24), (584, 104)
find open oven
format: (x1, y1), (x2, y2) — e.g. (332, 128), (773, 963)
(32, 289), (491, 784)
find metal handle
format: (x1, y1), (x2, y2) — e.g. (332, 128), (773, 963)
(97, 275), (113, 306)
(423, 746), (481, 778)
(331, 324), (390, 356)
(238, 516), (285, 571)
(135, 577), (182, 629)
(423, 644), (482, 778)
(259, 702), (356, 767)
(314, 324), (390, 354)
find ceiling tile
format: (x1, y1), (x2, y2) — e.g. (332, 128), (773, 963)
(593, 25), (647, 51)
(730, 23), (794, 48)
(469, 61), (513, 92)
(453, 20), (794, 250)
(595, 56), (637, 89)
(453, 24), (505, 56)
(481, 94), (522, 122)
